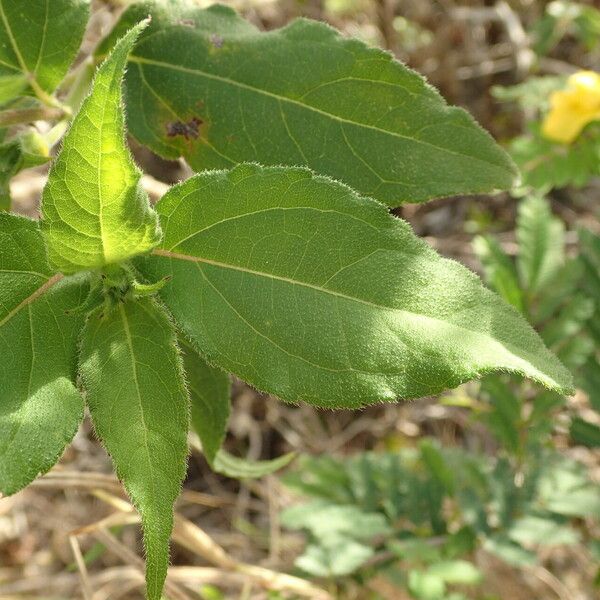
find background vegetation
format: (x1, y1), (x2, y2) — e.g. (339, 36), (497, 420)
(0, 1), (598, 599)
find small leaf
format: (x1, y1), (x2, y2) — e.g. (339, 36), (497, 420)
(296, 540), (374, 577)
(473, 235), (524, 312)
(42, 21), (161, 274)
(427, 560), (482, 585)
(181, 338), (230, 466)
(100, 2), (517, 206)
(516, 195), (565, 296)
(0, 0), (89, 103)
(139, 164), (573, 408)
(508, 515), (580, 547)
(0, 213), (86, 495)
(79, 298), (189, 600)
(213, 449), (295, 479)
(1, 134), (50, 211)
(570, 417), (600, 448)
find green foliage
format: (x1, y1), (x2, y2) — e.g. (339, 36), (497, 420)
(0, 132), (50, 211)
(140, 164), (571, 406)
(0, 214), (87, 494)
(0, 4), (581, 600)
(533, 1), (600, 54)
(0, 0), (89, 105)
(79, 298), (189, 599)
(281, 441), (598, 596)
(182, 338), (231, 466)
(97, 1), (517, 206)
(509, 125), (600, 193)
(42, 21), (161, 274)
(493, 77), (600, 193)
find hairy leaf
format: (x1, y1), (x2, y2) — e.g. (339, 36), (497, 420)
(42, 21), (160, 274)
(181, 338), (230, 466)
(0, 0), (89, 103)
(79, 298), (189, 600)
(139, 164), (573, 407)
(99, 2), (517, 206)
(0, 214), (86, 495)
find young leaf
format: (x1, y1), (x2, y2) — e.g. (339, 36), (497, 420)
(0, 214), (87, 495)
(98, 2), (517, 206)
(79, 298), (189, 600)
(0, 0), (89, 103)
(516, 195), (565, 296)
(181, 338), (230, 466)
(41, 21), (160, 274)
(139, 164), (573, 408)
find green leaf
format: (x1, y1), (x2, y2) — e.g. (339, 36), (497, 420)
(0, 139), (20, 211)
(100, 2), (517, 206)
(296, 540), (374, 577)
(570, 417), (600, 448)
(213, 449), (295, 479)
(0, 0), (89, 102)
(181, 338), (230, 466)
(508, 515), (579, 547)
(0, 213), (86, 495)
(79, 298), (189, 600)
(516, 195), (565, 297)
(408, 570), (446, 600)
(427, 560), (482, 585)
(483, 535), (537, 567)
(1, 133), (50, 211)
(41, 21), (161, 274)
(473, 235), (524, 312)
(281, 501), (388, 541)
(139, 164), (573, 407)
(0, 73), (27, 105)
(480, 377), (521, 453)
(510, 128), (600, 193)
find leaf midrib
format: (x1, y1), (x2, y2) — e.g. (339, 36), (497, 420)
(151, 248), (552, 381)
(0, 0), (30, 76)
(0, 273), (62, 329)
(118, 302), (158, 511)
(128, 55), (510, 174)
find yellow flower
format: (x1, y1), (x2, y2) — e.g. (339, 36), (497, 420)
(542, 71), (600, 144)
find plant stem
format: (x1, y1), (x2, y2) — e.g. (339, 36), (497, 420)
(0, 106), (67, 128)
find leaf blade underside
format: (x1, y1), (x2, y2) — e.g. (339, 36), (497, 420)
(79, 298), (189, 600)
(180, 338), (231, 466)
(138, 164), (573, 408)
(100, 2), (517, 206)
(0, 213), (87, 495)
(41, 20), (160, 274)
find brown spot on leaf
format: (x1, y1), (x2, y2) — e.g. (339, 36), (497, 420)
(166, 117), (203, 140)
(178, 19), (195, 27)
(210, 34), (224, 48)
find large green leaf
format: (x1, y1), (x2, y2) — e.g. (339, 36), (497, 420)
(181, 338), (230, 466)
(139, 164), (572, 407)
(0, 213), (86, 495)
(42, 21), (160, 274)
(99, 2), (517, 206)
(0, 0), (89, 103)
(79, 298), (189, 600)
